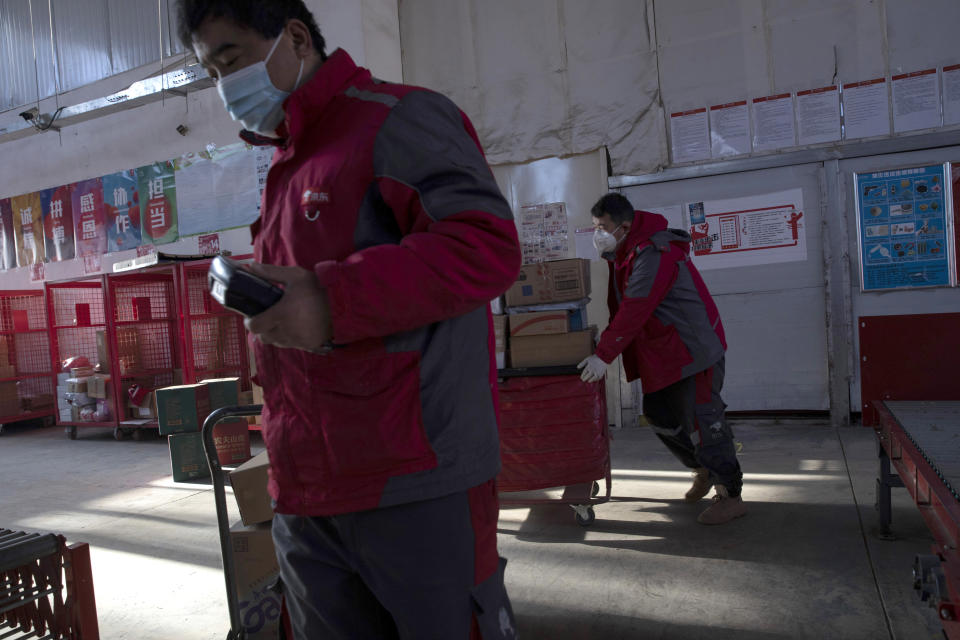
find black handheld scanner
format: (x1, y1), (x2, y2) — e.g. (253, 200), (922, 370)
(208, 256), (284, 317)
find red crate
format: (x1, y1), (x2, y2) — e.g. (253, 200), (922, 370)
(178, 260), (251, 393)
(0, 290), (55, 427)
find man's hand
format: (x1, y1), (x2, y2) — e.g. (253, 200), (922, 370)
(577, 355), (607, 383)
(243, 262), (334, 353)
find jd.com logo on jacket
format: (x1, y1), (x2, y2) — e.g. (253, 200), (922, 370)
(301, 188), (331, 221)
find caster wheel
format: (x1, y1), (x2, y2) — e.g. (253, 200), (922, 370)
(66, 426), (77, 440)
(113, 427), (129, 441)
(592, 481), (600, 498)
(574, 506), (595, 527)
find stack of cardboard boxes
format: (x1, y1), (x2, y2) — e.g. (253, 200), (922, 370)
(158, 377), (252, 482)
(495, 258), (596, 368)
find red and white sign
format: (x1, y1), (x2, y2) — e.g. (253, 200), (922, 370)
(198, 233), (220, 256)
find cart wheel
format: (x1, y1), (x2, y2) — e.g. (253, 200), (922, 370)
(113, 427), (129, 441)
(575, 506), (595, 527)
(592, 481), (600, 498)
(66, 426), (77, 440)
(132, 428), (146, 441)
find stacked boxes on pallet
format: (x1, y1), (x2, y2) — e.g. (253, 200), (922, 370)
(498, 258), (595, 368)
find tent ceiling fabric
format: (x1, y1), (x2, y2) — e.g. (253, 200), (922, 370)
(399, 0), (668, 175)
(0, 0), (185, 113)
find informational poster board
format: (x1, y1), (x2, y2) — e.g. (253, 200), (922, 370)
(518, 202), (569, 264)
(684, 188), (806, 270)
(854, 163), (956, 291)
(103, 169), (142, 253)
(137, 161), (178, 245)
(10, 192), (45, 266)
(40, 185), (75, 262)
(73, 178), (107, 257)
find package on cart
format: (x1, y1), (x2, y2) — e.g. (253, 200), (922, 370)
(229, 450), (273, 526)
(508, 310), (569, 337)
(156, 383), (211, 435)
(509, 328), (596, 368)
(230, 521), (282, 640)
(202, 377), (240, 410)
(168, 432), (211, 482)
(506, 298), (589, 331)
(213, 420), (252, 466)
(87, 374), (109, 399)
(504, 259), (591, 307)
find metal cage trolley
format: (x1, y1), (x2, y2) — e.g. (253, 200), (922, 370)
(0, 290), (56, 435)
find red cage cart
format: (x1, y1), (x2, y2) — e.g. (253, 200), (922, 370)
(45, 276), (118, 439)
(106, 265), (182, 439)
(178, 259), (251, 392)
(0, 291), (56, 435)
(496, 366), (612, 526)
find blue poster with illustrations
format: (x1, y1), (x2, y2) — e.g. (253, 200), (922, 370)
(855, 163), (956, 291)
(102, 169), (142, 253)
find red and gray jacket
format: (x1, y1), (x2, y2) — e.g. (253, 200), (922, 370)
(595, 210), (726, 393)
(241, 49), (521, 516)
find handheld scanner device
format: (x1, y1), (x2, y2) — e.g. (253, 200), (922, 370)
(208, 256), (284, 317)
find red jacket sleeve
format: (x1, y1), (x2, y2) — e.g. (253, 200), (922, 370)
(313, 89), (521, 343)
(594, 245), (677, 363)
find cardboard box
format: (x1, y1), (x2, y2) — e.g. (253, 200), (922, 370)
(230, 522), (282, 640)
(202, 377), (240, 410)
(66, 377), (89, 393)
(509, 329), (595, 368)
(127, 392), (157, 419)
(88, 374), (109, 399)
(238, 391), (254, 405)
(492, 315), (507, 353)
(214, 420), (252, 466)
(504, 259), (591, 307)
(168, 432), (210, 482)
(251, 384), (264, 405)
(508, 310), (569, 337)
(229, 450), (273, 526)
(156, 384), (211, 436)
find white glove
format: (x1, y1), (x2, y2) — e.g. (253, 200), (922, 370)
(577, 355), (607, 383)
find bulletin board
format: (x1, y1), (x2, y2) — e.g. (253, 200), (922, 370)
(853, 163), (957, 291)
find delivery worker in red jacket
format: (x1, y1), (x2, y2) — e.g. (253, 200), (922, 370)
(179, 1), (521, 637)
(578, 193), (745, 525)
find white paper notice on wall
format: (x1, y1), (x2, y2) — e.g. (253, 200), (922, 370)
(574, 227), (599, 261)
(796, 86), (840, 145)
(519, 202), (570, 264)
(943, 64), (960, 126)
(683, 188), (806, 271)
(752, 94), (796, 151)
(709, 101), (750, 157)
(669, 108), (710, 163)
(892, 69), (941, 133)
(842, 78), (891, 140)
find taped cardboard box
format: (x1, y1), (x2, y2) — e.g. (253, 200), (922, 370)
(168, 432), (210, 482)
(508, 311), (569, 337)
(156, 383), (211, 436)
(230, 450), (273, 526)
(509, 329), (596, 368)
(504, 259), (591, 307)
(213, 420), (252, 466)
(202, 377), (240, 410)
(230, 522), (282, 640)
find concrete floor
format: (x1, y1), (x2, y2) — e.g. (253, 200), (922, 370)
(0, 418), (945, 640)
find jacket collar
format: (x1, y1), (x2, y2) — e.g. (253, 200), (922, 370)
(238, 48), (368, 148)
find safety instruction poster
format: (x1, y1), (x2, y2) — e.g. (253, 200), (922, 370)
(684, 188), (806, 270)
(103, 169), (142, 253)
(519, 202), (569, 264)
(854, 163), (956, 291)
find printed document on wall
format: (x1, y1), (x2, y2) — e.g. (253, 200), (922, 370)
(684, 189), (806, 270)
(709, 101), (750, 157)
(842, 78), (890, 140)
(519, 202), (569, 264)
(892, 69), (941, 133)
(752, 94), (796, 151)
(943, 64), (960, 126)
(669, 108), (710, 163)
(796, 86), (840, 145)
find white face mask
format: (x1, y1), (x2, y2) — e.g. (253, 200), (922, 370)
(216, 33), (304, 137)
(593, 225), (623, 256)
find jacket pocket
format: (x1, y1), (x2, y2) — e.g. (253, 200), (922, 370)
(298, 350), (437, 481)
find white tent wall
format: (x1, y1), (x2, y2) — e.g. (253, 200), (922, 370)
(0, 0), (401, 289)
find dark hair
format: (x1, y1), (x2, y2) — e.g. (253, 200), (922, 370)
(176, 0), (327, 59)
(591, 192), (634, 225)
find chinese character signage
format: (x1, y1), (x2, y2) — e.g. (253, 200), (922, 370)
(41, 184), (75, 262)
(73, 178), (107, 257)
(854, 163), (957, 291)
(10, 192), (45, 266)
(137, 162), (178, 245)
(103, 169), (142, 253)
(0, 199), (15, 270)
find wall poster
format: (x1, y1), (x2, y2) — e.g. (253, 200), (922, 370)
(518, 202), (569, 264)
(854, 163), (956, 291)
